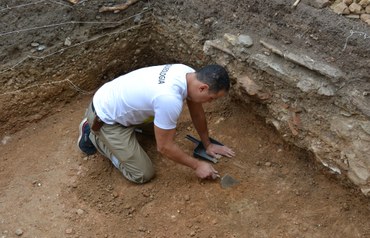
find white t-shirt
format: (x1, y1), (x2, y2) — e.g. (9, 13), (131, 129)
(93, 64), (195, 130)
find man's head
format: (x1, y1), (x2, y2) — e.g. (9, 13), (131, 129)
(195, 64), (230, 93)
(187, 64), (230, 103)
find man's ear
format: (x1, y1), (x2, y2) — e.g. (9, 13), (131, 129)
(199, 84), (209, 92)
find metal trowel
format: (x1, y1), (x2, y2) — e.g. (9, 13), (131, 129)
(219, 174), (239, 188)
(185, 135), (239, 188)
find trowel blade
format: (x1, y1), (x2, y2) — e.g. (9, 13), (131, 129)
(220, 174), (239, 188)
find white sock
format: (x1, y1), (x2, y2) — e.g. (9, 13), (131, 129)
(110, 155), (121, 170)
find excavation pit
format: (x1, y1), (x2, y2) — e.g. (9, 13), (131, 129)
(1, 1), (370, 237)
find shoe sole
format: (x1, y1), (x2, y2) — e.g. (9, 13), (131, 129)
(77, 118), (88, 149)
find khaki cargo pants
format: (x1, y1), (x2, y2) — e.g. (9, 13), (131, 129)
(86, 102), (155, 184)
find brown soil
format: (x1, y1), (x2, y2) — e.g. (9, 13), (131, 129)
(1, 0), (370, 237)
(1, 95), (370, 237)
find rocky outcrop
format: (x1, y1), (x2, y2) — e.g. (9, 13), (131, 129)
(331, 0), (370, 25)
(203, 33), (370, 196)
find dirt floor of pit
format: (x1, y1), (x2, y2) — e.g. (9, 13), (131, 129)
(1, 94), (370, 238)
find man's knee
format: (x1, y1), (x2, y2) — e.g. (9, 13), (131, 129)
(138, 166), (155, 184)
(122, 165), (155, 184)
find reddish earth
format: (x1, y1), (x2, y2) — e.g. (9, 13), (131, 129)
(1, 95), (370, 237)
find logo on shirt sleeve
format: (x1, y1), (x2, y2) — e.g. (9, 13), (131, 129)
(158, 64), (172, 84)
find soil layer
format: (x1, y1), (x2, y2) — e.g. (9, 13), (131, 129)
(1, 0), (370, 237)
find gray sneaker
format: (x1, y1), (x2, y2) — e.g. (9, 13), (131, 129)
(77, 118), (97, 155)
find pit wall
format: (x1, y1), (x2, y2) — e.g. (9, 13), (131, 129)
(150, 18), (370, 196)
(212, 36), (370, 197)
(0, 25), (159, 136)
(1, 2), (369, 197)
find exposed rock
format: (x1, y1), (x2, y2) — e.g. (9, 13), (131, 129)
(361, 188), (370, 196)
(346, 14), (361, 18)
(237, 74), (271, 100)
(204, 17), (215, 25)
(360, 121), (370, 135)
(332, 2), (350, 14)
(223, 33), (253, 48)
(359, 0), (370, 7)
(64, 37), (72, 46)
(238, 75), (261, 96)
(216, 32), (370, 195)
(343, 0), (354, 6)
(184, 195), (190, 201)
(76, 208), (84, 215)
(37, 45), (46, 51)
(330, 116), (370, 186)
(1, 136), (11, 145)
(203, 39), (236, 58)
(349, 2), (363, 13)
(317, 84), (336, 96)
(238, 34), (253, 47)
(15, 228), (23, 236)
(260, 40), (343, 80)
(223, 33), (238, 46)
(360, 13), (370, 21)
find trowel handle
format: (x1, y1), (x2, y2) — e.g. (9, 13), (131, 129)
(210, 137), (223, 146)
(185, 135), (224, 146)
(185, 135), (200, 145)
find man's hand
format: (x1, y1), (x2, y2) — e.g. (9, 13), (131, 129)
(206, 143), (235, 158)
(195, 161), (220, 179)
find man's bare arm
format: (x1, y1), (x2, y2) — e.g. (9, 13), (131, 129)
(186, 99), (236, 158)
(186, 99), (211, 148)
(154, 125), (219, 179)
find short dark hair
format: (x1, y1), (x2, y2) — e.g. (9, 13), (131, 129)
(195, 64), (230, 93)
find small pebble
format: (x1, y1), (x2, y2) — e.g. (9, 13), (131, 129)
(64, 37), (71, 46)
(184, 195), (190, 201)
(342, 203), (350, 211)
(112, 191), (118, 198)
(15, 228), (23, 236)
(138, 226), (146, 232)
(76, 209), (84, 215)
(37, 45), (46, 51)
